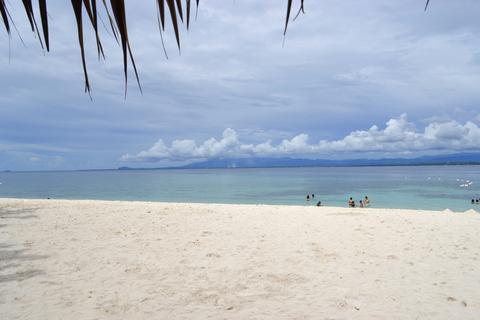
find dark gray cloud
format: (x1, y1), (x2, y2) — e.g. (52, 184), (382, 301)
(1, 1), (480, 170)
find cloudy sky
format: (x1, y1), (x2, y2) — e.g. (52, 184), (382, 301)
(1, 0), (480, 170)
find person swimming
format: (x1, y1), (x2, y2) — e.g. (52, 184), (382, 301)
(359, 200), (364, 208)
(306, 194), (310, 201)
(316, 201), (322, 207)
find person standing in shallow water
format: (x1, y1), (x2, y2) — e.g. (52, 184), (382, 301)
(364, 196), (370, 207)
(348, 197), (355, 208)
(306, 194), (310, 201)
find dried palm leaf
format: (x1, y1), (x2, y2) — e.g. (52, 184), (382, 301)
(284, 0), (293, 36)
(157, 0), (165, 30)
(186, 0), (191, 29)
(38, 0), (49, 50)
(166, 0), (181, 50)
(102, 0), (119, 43)
(0, 0), (308, 95)
(109, 0), (142, 97)
(195, 0), (199, 20)
(0, 0), (10, 35)
(83, 0), (105, 59)
(293, 0), (305, 21)
(71, 0), (90, 94)
(175, 0), (183, 22)
(21, 0), (45, 49)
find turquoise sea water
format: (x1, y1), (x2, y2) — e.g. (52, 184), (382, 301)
(1, 166), (480, 212)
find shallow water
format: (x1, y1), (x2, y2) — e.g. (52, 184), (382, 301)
(1, 166), (480, 212)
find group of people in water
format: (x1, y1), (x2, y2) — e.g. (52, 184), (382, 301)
(306, 194), (322, 207)
(348, 196), (370, 208)
(471, 198), (480, 205)
(306, 194), (370, 208)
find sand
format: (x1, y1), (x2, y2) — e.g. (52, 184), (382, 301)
(1, 198), (480, 319)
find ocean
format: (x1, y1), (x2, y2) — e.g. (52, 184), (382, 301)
(1, 165), (480, 212)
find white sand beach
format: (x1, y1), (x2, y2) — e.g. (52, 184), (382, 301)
(1, 198), (480, 319)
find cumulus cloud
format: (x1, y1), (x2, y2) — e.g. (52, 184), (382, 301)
(121, 114), (480, 162)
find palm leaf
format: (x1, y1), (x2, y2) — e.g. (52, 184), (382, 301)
(186, 0), (191, 29)
(82, 0), (105, 59)
(71, 0), (90, 94)
(0, 1), (325, 95)
(284, 0), (293, 36)
(21, 0), (45, 49)
(157, 0), (165, 30)
(0, 0), (10, 35)
(293, 0), (305, 21)
(102, 0), (119, 43)
(175, 0), (183, 23)
(38, 0), (49, 51)
(425, 0), (430, 11)
(195, 0), (199, 20)
(110, 0), (141, 97)
(165, 0), (181, 50)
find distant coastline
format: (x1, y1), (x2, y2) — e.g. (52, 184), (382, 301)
(117, 152), (480, 171)
(2, 152), (480, 173)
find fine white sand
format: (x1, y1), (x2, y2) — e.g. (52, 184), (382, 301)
(1, 198), (480, 319)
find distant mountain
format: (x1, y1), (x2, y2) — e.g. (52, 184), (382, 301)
(180, 153), (480, 169)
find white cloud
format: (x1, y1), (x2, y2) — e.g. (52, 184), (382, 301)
(121, 128), (241, 161)
(121, 114), (480, 162)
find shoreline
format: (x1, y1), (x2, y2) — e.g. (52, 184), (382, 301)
(1, 197), (478, 214)
(1, 198), (480, 319)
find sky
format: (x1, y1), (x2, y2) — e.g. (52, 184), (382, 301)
(1, 0), (480, 171)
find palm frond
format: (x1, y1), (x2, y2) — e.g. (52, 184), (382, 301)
(71, 0), (90, 94)
(0, 1), (308, 95)
(166, 0), (181, 50)
(284, 0), (293, 36)
(38, 0), (49, 50)
(175, 0), (183, 23)
(110, 0), (142, 97)
(0, 0), (10, 35)
(186, 0), (191, 29)
(21, 0), (45, 49)
(102, 0), (120, 43)
(293, 0), (305, 21)
(83, 0), (104, 59)
(157, 0), (165, 30)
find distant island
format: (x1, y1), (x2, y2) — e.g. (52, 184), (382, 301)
(118, 152), (480, 170)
